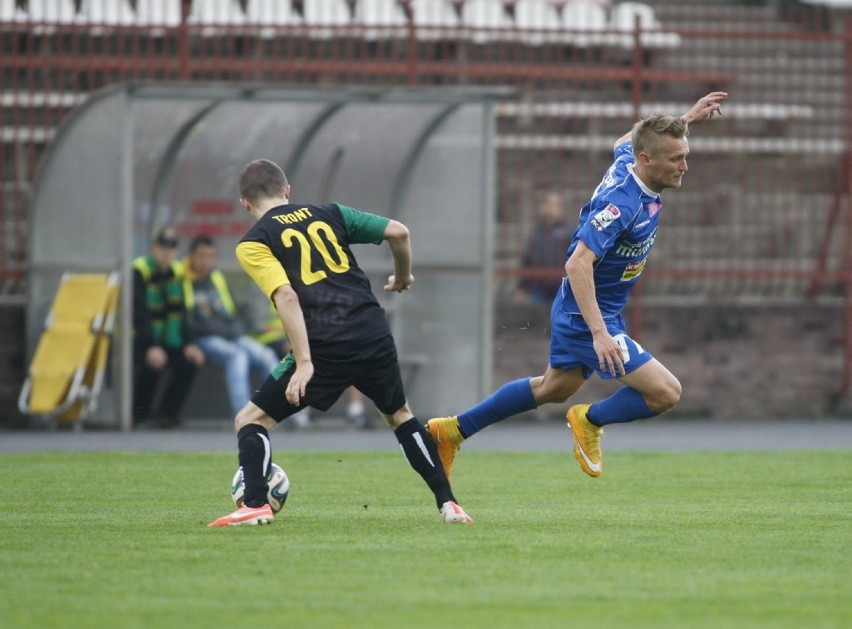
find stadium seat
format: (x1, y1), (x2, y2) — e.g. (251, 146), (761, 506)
(26, 0), (80, 33)
(302, 0), (352, 38)
(136, 0), (182, 30)
(18, 272), (120, 424)
(189, 0), (246, 25)
(79, 0), (136, 28)
(26, 0), (80, 23)
(409, 0), (459, 39)
(611, 1), (657, 30)
(513, 0), (563, 45)
(245, 0), (301, 34)
(355, 0), (408, 40)
(0, 0), (27, 22)
(610, 2), (681, 49)
(562, 0), (620, 47)
(461, 0), (511, 44)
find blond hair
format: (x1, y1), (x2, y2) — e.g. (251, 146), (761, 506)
(631, 114), (688, 158)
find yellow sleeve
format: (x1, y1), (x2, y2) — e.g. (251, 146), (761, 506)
(235, 241), (290, 301)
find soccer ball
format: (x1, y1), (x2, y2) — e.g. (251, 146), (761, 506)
(231, 463), (290, 514)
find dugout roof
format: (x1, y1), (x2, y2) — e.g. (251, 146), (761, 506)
(27, 83), (502, 430)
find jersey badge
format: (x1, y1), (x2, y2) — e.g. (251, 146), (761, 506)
(591, 204), (621, 231)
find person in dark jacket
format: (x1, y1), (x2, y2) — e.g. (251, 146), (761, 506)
(132, 226), (204, 428)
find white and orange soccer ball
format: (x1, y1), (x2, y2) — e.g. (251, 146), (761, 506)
(231, 463), (290, 514)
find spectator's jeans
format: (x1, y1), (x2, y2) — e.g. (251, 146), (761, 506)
(195, 335), (281, 416)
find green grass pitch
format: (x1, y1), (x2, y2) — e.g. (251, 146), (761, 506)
(1, 450), (849, 628)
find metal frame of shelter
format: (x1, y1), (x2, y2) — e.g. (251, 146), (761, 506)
(27, 83), (504, 430)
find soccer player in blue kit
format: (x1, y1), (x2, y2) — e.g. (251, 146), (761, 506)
(428, 92), (728, 480)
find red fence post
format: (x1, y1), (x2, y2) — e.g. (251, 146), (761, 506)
(628, 14), (646, 343)
(406, 4), (418, 86)
(630, 13), (645, 119)
(179, 0), (190, 81)
(840, 16), (852, 402)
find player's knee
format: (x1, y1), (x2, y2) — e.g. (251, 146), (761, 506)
(233, 410), (252, 432)
(233, 402), (271, 433)
(650, 377), (681, 413)
(383, 403), (413, 429)
(531, 372), (583, 405)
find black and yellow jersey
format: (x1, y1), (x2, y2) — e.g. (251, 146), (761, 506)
(236, 202), (391, 349)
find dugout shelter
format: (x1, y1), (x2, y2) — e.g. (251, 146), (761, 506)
(26, 83), (502, 431)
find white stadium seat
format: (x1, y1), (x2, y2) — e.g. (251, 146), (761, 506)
(513, 0), (563, 45)
(461, 0), (511, 44)
(1, 0), (27, 22)
(303, 0), (352, 24)
(245, 0), (301, 37)
(189, 0), (246, 32)
(611, 2), (681, 49)
(409, 0), (459, 39)
(136, 0), (182, 29)
(27, 0), (80, 23)
(80, 0), (137, 27)
(355, 0), (408, 40)
(611, 2), (658, 30)
(562, 0), (621, 47)
(303, 0), (352, 38)
(246, 0), (299, 25)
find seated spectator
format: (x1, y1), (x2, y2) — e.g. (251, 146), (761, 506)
(183, 235), (280, 418)
(244, 283), (288, 360)
(132, 226), (205, 428)
(514, 191), (572, 304)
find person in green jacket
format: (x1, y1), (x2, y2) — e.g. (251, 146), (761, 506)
(132, 226), (204, 428)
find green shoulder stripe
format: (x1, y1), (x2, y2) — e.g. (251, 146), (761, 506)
(336, 203), (389, 245)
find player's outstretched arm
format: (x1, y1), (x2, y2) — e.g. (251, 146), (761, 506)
(383, 220), (414, 293)
(682, 91), (728, 125)
(613, 91), (729, 148)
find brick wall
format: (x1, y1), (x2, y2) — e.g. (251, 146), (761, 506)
(494, 302), (851, 420)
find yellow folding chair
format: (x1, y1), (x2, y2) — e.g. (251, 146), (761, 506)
(57, 276), (121, 423)
(19, 272), (120, 423)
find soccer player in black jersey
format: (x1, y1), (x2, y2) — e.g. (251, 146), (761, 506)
(208, 159), (472, 526)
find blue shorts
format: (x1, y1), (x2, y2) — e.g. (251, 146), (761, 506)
(549, 304), (654, 381)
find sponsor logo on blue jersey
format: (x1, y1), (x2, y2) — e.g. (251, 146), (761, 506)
(591, 204), (621, 231)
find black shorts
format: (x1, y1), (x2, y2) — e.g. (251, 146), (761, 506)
(251, 335), (407, 422)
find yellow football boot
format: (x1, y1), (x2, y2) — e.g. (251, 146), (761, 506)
(426, 416), (464, 482)
(566, 404), (604, 478)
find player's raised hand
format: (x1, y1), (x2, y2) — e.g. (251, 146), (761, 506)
(682, 92), (728, 125)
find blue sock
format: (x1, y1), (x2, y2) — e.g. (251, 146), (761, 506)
(588, 387), (657, 426)
(457, 378), (537, 438)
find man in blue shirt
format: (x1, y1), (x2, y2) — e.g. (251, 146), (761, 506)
(429, 92), (728, 481)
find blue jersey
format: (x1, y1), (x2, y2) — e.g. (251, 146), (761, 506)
(559, 142), (663, 320)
